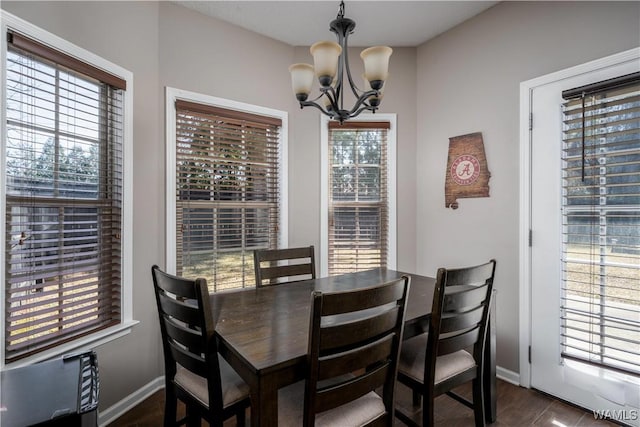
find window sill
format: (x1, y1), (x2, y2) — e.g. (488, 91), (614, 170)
(3, 320), (139, 370)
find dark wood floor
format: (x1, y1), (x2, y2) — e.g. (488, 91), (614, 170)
(108, 379), (618, 426)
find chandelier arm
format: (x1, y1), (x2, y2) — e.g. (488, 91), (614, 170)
(308, 92), (326, 103)
(298, 100), (333, 117)
(335, 33), (345, 111)
(347, 90), (379, 115)
(347, 106), (372, 120)
(305, 90), (339, 115)
(322, 86), (341, 113)
(336, 63), (343, 111)
(341, 30), (364, 100)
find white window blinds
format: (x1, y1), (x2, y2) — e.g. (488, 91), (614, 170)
(328, 121), (389, 275)
(561, 74), (640, 376)
(175, 100), (281, 291)
(5, 32), (125, 362)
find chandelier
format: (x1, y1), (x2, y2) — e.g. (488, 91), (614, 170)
(288, 1), (392, 123)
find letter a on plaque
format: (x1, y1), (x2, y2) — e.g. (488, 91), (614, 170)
(444, 132), (491, 209)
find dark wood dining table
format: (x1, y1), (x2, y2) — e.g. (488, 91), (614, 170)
(210, 268), (496, 426)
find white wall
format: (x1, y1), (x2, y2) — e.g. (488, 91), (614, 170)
(158, 2), (294, 112)
(415, 1), (640, 374)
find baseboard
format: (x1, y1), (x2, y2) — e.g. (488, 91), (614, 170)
(99, 376), (165, 426)
(496, 365), (520, 386)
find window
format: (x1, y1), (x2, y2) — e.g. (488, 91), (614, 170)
(561, 73), (640, 375)
(3, 23), (132, 364)
(321, 116), (396, 276)
(167, 90), (287, 291)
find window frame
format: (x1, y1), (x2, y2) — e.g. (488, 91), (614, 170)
(320, 114), (397, 277)
(0, 11), (135, 368)
(165, 87), (288, 280)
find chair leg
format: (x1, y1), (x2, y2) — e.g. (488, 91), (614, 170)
(164, 387), (178, 427)
(185, 405), (200, 427)
(472, 376), (486, 427)
(395, 408), (420, 427)
(422, 391), (435, 427)
(412, 389), (422, 407)
(236, 408), (246, 427)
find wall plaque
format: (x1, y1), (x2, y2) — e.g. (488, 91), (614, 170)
(444, 132), (491, 209)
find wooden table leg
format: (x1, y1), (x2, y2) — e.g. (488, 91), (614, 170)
(250, 386), (261, 427)
(251, 372), (279, 427)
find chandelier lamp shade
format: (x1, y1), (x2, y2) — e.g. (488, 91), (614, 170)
(288, 1), (392, 123)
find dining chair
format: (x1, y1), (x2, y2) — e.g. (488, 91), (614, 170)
(253, 245), (316, 287)
(150, 265), (250, 427)
(278, 275), (411, 426)
(395, 260), (496, 427)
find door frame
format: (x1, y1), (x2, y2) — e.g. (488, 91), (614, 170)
(518, 47), (640, 388)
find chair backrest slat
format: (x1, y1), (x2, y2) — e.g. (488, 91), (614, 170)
(437, 327), (481, 356)
(168, 340), (209, 378)
(317, 335), (394, 381)
(303, 276), (410, 427)
(258, 247), (313, 261)
(253, 246), (316, 287)
(157, 292), (201, 325)
(443, 262), (495, 287)
(259, 263), (314, 281)
(155, 272), (200, 299)
(321, 283), (406, 315)
(439, 305), (484, 333)
(164, 317), (205, 354)
(320, 308), (399, 353)
(443, 283), (490, 312)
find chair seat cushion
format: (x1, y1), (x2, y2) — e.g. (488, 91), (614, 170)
(278, 380), (386, 427)
(399, 333), (476, 384)
(174, 355), (249, 408)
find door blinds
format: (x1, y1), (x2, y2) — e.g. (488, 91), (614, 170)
(175, 100), (281, 291)
(5, 33), (124, 362)
(328, 121), (389, 276)
(560, 73), (640, 376)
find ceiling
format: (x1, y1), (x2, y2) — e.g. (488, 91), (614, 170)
(175, 1), (499, 47)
